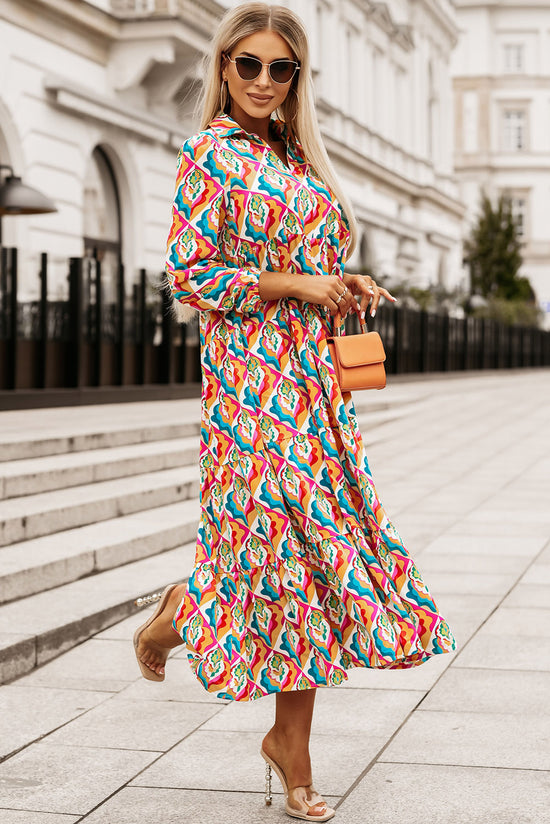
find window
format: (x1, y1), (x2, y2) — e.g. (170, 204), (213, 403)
(502, 110), (527, 151)
(511, 197), (527, 238)
(372, 49), (382, 131)
(503, 44), (525, 74)
(501, 190), (529, 239)
(463, 90), (478, 152)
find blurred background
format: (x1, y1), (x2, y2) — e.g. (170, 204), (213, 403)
(1, 0), (549, 402)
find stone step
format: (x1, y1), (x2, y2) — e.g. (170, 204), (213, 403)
(0, 466), (200, 547)
(0, 436), (200, 500)
(0, 499), (200, 605)
(0, 390), (423, 465)
(0, 399), (201, 463)
(0, 544), (195, 685)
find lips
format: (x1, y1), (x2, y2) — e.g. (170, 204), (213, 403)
(248, 94), (273, 103)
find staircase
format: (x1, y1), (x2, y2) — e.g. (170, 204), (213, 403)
(0, 399), (203, 684)
(0, 388), (425, 685)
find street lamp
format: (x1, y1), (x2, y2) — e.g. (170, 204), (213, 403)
(0, 163), (58, 310)
(0, 164), (57, 246)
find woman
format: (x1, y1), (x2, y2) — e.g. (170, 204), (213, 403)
(134, 4), (456, 821)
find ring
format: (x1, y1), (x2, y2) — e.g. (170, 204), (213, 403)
(335, 293), (344, 304)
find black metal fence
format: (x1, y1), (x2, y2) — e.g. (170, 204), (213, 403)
(0, 249), (201, 396)
(371, 302), (550, 373)
(1, 247), (549, 403)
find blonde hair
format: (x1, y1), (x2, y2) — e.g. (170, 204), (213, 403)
(171, 2), (357, 324)
(200, 2), (357, 253)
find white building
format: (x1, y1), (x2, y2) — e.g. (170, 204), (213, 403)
(301, 0), (465, 291)
(0, 0), (464, 303)
(452, 0), (550, 324)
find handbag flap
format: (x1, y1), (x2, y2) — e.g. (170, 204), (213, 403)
(328, 331), (386, 367)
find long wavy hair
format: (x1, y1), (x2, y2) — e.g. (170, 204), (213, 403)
(171, 2), (357, 323)
(200, 2), (357, 252)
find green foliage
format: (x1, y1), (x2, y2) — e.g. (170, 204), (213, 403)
(470, 296), (543, 327)
(388, 280), (467, 315)
(408, 287), (433, 311)
(464, 192), (527, 301)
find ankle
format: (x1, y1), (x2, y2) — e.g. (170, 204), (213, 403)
(262, 727), (313, 789)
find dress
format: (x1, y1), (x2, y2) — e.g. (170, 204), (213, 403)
(165, 113), (456, 702)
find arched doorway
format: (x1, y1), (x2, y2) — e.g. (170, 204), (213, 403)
(82, 146), (123, 382)
(83, 146), (122, 349)
(84, 146), (121, 286)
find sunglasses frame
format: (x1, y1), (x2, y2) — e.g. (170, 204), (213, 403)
(224, 54), (300, 85)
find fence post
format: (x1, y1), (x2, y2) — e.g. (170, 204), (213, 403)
(93, 260), (102, 386)
(478, 318), (485, 370)
(529, 327), (535, 367)
(179, 318), (187, 383)
(138, 268), (146, 385)
(462, 316), (468, 370)
(420, 310), (429, 372)
(160, 280), (173, 384)
(6, 248), (18, 390)
(494, 321), (499, 368)
(393, 306), (403, 374)
(38, 253), (48, 389)
(68, 257), (83, 388)
(117, 262), (125, 385)
(441, 313), (450, 371)
(507, 325), (515, 368)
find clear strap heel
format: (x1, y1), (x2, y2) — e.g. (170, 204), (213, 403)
(265, 761), (273, 806)
(260, 748), (335, 821)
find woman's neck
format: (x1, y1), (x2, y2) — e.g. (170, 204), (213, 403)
(228, 108), (272, 142)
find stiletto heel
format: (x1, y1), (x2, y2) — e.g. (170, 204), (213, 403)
(265, 761), (272, 806)
(260, 748), (335, 822)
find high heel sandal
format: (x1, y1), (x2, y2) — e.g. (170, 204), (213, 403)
(132, 583), (179, 682)
(260, 748), (335, 822)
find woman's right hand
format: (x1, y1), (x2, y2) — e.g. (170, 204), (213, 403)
(291, 274), (358, 317)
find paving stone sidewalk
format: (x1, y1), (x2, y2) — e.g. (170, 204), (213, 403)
(0, 371), (549, 824)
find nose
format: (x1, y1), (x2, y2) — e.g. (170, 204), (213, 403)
(255, 64), (271, 86)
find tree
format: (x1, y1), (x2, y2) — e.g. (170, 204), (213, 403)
(464, 192), (532, 302)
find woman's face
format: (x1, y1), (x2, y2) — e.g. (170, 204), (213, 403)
(222, 29), (296, 130)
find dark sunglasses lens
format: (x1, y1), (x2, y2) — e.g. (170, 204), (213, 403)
(270, 60), (295, 83)
(235, 57), (262, 80)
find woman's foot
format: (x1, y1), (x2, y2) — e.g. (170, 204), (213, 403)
(262, 727), (331, 819)
(134, 583), (185, 679)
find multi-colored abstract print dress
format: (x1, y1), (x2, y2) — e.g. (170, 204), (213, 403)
(166, 113), (456, 702)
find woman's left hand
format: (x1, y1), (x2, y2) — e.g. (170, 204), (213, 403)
(342, 272), (396, 318)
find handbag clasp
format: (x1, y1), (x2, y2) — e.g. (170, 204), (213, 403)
(335, 305), (368, 336)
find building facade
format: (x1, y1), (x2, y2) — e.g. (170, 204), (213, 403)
(452, 0), (550, 324)
(0, 0), (464, 305)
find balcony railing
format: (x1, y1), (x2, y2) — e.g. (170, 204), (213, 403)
(110, 0), (203, 16)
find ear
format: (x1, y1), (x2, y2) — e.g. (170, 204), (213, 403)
(221, 52), (228, 82)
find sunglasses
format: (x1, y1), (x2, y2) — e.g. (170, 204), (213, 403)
(225, 55), (300, 85)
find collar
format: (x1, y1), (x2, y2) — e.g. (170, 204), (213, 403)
(208, 113), (305, 164)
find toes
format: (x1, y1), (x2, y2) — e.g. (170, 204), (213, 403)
(308, 802), (328, 817)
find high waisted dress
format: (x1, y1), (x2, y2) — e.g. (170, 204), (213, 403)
(165, 113), (456, 701)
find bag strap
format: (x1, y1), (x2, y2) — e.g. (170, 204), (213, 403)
(333, 302), (369, 337)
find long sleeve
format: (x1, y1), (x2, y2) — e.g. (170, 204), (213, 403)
(165, 133), (264, 315)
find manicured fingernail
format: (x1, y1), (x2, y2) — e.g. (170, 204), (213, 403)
(361, 310), (365, 319)
(371, 309), (376, 317)
(391, 297), (398, 303)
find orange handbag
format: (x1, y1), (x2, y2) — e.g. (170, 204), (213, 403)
(327, 306), (386, 391)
